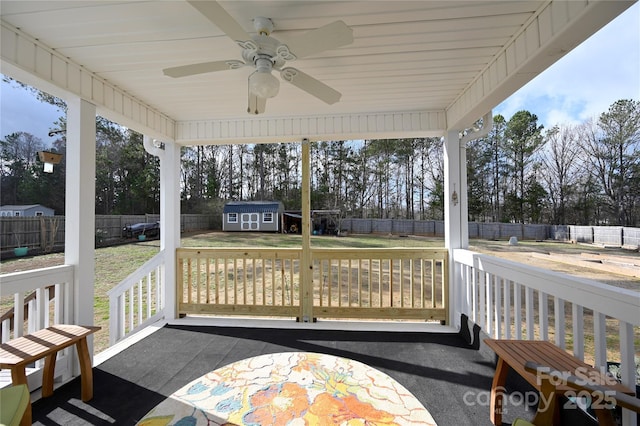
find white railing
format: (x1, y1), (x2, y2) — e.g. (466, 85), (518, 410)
(107, 250), (165, 345)
(452, 249), (639, 424)
(0, 265), (75, 388)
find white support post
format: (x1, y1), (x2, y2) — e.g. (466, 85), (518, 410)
(65, 97), (96, 372)
(300, 139), (313, 322)
(144, 137), (181, 320)
(65, 97), (96, 327)
(444, 130), (466, 327)
(444, 130), (462, 250)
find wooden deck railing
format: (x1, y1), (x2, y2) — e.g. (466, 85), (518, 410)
(176, 247), (448, 322)
(176, 248), (302, 318)
(311, 248), (448, 321)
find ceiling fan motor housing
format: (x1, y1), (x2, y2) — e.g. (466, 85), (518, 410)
(241, 34), (290, 69)
(253, 16), (274, 35)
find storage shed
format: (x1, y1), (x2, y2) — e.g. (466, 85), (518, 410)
(222, 201), (284, 232)
(0, 204), (55, 217)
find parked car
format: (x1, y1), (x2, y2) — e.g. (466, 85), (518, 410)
(122, 221), (160, 239)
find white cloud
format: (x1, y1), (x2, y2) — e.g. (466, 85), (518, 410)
(495, 2), (639, 128)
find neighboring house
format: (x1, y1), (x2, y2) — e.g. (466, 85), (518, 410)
(223, 201), (284, 232)
(0, 204), (55, 217)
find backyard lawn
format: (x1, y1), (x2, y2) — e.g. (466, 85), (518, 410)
(1, 231), (638, 359)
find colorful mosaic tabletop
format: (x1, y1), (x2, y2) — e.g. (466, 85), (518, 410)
(137, 351), (437, 425)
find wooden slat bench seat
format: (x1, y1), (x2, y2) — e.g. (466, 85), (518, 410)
(0, 324), (100, 404)
(485, 339), (635, 425)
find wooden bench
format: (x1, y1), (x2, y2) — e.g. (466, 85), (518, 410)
(485, 339), (635, 425)
(0, 324), (100, 404)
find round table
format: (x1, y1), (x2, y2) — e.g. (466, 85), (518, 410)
(137, 352), (436, 425)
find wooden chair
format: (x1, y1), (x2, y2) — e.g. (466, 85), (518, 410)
(519, 361), (640, 426)
(0, 384), (31, 426)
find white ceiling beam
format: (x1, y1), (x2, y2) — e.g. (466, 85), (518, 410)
(175, 111), (446, 145)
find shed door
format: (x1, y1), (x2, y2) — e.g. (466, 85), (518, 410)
(241, 213), (259, 230)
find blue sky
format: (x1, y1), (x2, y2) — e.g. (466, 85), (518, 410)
(494, 2), (639, 129)
(1, 2), (638, 145)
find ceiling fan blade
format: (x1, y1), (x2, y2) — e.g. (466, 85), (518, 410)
(280, 67), (341, 105)
(187, 0), (252, 42)
(285, 21), (353, 59)
(163, 60), (245, 78)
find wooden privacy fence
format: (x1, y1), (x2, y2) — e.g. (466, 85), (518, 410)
(176, 247), (448, 322)
(0, 214), (211, 253)
(0, 216), (65, 252)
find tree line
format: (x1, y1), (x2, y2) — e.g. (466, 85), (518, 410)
(1, 85), (638, 227)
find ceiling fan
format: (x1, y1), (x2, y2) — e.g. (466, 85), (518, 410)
(163, 1), (354, 114)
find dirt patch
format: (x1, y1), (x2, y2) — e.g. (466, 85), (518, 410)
(468, 240), (639, 292)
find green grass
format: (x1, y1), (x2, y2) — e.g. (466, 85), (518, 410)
(184, 232), (444, 249)
(1, 231), (637, 357)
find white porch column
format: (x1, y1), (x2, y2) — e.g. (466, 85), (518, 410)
(444, 129), (468, 327)
(143, 136), (180, 320)
(64, 98), (96, 329)
(162, 141), (180, 320)
(144, 137), (181, 320)
(444, 130), (468, 250)
(300, 139), (313, 322)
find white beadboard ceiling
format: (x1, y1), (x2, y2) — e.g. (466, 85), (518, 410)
(0, 1), (635, 142)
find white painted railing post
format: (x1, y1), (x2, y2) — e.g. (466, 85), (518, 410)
(572, 304), (584, 360)
(539, 292), (548, 341)
(514, 283), (522, 339)
(554, 298), (565, 348)
(503, 280), (511, 340)
(593, 312), (607, 369)
(525, 287), (534, 340)
(494, 276), (502, 339)
(619, 322), (636, 426)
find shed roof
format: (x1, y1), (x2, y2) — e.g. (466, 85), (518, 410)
(0, 204), (51, 211)
(224, 201), (283, 214)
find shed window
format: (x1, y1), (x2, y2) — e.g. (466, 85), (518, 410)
(35, 211), (44, 216)
(263, 212), (274, 223)
(228, 213), (238, 223)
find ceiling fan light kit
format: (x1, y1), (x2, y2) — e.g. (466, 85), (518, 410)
(249, 59), (280, 99)
(163, 1), (353, 114)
